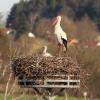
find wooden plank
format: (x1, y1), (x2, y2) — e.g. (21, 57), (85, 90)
(45, 79), (80, 82)
(19, 84), (80, 88)
(32, 85), (80, 88)
(17, 74), (80, 88)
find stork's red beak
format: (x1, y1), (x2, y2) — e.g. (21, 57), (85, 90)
(52, 17), (58, 25)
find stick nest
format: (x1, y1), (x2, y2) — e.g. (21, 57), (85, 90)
(11, 55), (81, 80)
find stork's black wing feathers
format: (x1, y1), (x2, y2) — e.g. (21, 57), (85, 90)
(62, 38), (67, 51)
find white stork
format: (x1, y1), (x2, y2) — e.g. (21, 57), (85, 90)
(42, 46), (53, 57)
(53, 15), (68, 56)
(28, 32), (35, 38)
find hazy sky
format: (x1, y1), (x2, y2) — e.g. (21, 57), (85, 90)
(0, 0), (20, 20)
(0, 0), (19, 13)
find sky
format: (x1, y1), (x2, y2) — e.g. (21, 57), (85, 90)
(0, 0), (20, 20)
(0, 0), (20, 13)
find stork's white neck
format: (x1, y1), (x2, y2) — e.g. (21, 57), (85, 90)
(55, 16), (61, 27)
(43, 46), (47, 53)
(57, 20), (61, 26)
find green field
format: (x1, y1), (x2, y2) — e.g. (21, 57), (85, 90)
(0, 93), (90, 100)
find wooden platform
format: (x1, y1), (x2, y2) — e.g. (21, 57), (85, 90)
(18, 75), (80, 88)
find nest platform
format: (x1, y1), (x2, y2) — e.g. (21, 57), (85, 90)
(11, 55), (81, 88)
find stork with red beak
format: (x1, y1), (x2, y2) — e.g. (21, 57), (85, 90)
(53, 15), (68, 56)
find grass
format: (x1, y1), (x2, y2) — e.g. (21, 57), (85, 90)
(0, 93), (37, 100)
(0, 93), (88, 100)
(55, 96), (84, 100)
(0, 91), (99, 100)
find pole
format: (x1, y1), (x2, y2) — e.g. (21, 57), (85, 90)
(64, 89), (68, 100)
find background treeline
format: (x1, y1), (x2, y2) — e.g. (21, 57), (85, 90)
(6, 0), (100, 36)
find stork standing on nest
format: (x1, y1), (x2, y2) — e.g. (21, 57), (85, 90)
(42, 46), (53, 57)
(53, 15), (68, 56)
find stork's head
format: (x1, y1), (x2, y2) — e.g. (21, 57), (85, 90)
(52, 15), (62, 25)
(57, 16), (61, 22)
(43, 45), (47, 49)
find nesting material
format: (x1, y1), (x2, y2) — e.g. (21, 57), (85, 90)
(11, 55), (80, 80)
